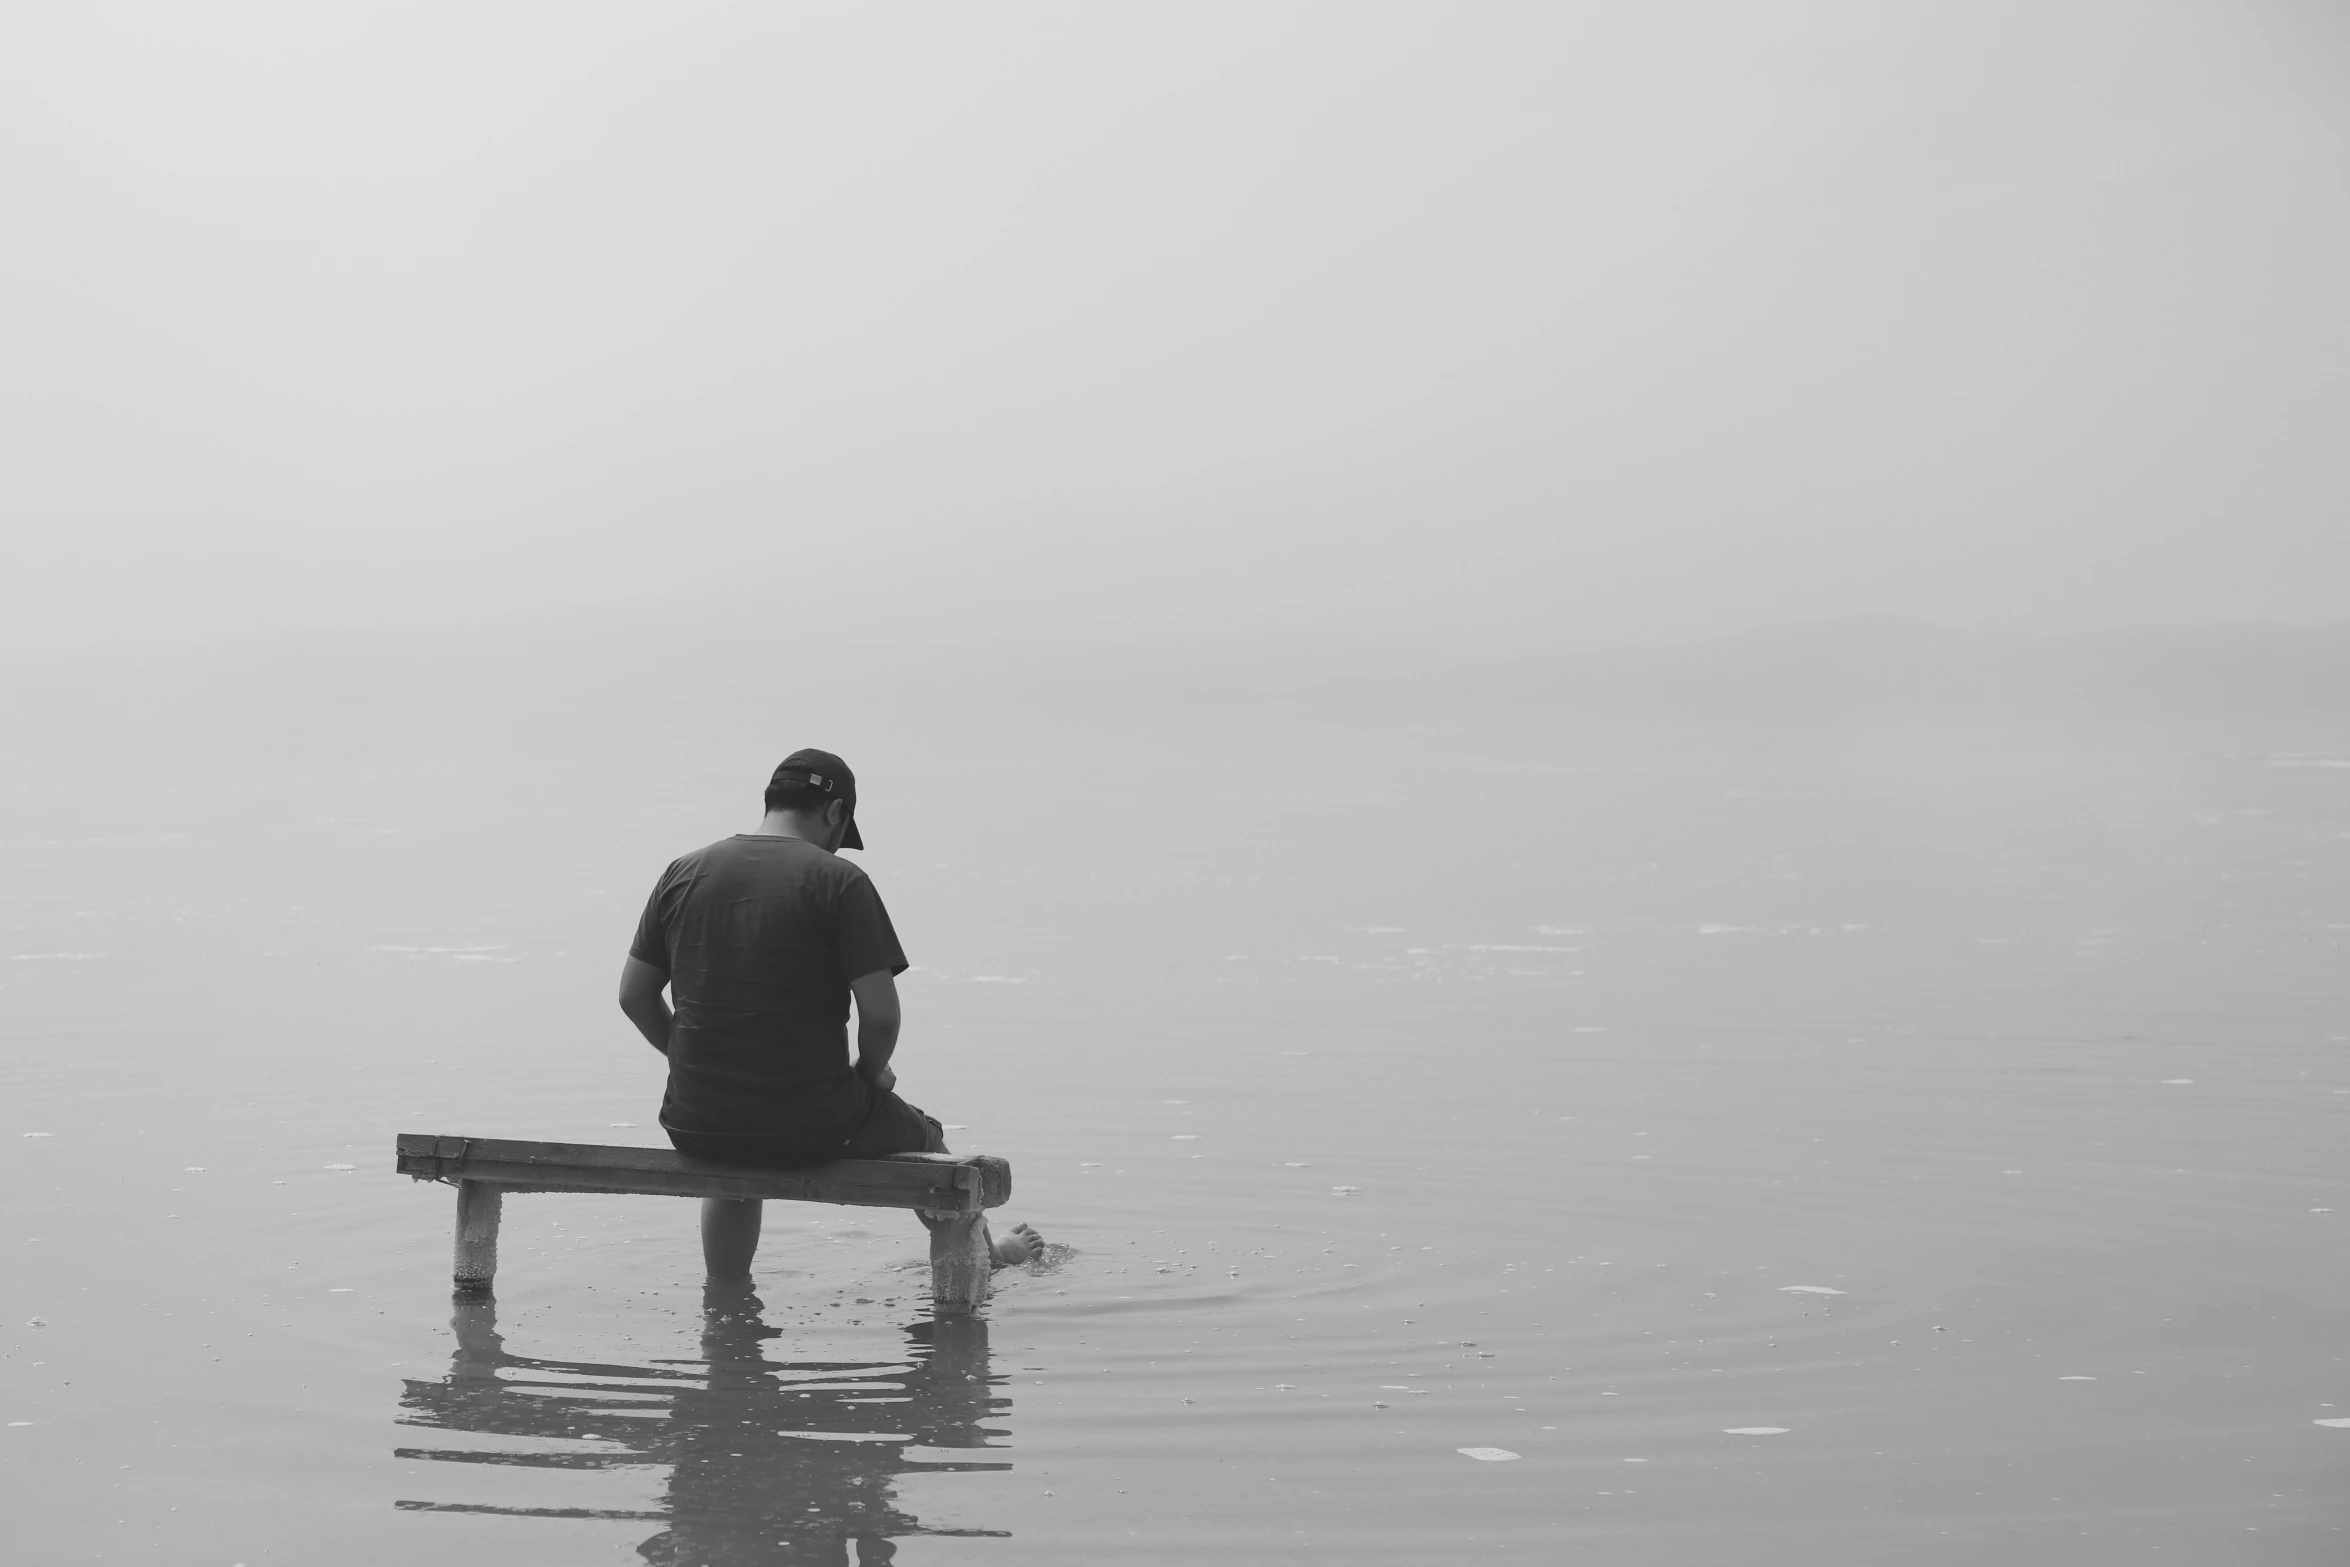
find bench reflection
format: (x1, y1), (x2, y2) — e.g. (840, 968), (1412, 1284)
(394, 1283), (1011, 1564)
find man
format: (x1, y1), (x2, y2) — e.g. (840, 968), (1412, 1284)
(618, 748), (1042, 1279)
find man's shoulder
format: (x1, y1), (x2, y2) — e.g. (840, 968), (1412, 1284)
(803, 845), (877, 890)
(680, 836), (875, 888)
(659, 836), (740, 875)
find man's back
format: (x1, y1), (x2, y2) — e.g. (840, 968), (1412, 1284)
(629, 834), (906, 1136)
(616, 752), (1042, 1277)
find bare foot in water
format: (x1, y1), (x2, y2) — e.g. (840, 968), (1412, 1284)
(990, 1221), (1044, 1266)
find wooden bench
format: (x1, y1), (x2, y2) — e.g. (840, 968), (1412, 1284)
(395, 1133), (1014, 1313)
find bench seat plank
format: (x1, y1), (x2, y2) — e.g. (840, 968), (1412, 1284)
(395, 1133), (1010, 1214)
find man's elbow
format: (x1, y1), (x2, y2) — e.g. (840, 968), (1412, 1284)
(617, 959), (668, 1014)
(849, 971), (901, 1032)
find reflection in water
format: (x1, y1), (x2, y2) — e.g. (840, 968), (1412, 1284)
(395, 1284), (1011, 1564)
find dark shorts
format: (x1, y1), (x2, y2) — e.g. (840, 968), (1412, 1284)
(664, 1087), (944, 1169)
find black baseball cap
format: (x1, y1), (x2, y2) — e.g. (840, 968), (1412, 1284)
(769, 748), (863, 850)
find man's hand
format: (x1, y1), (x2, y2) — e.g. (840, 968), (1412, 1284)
(860, 1061), (898, 1096)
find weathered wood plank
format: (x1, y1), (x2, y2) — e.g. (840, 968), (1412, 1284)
(395, 1134), (1009, 1214)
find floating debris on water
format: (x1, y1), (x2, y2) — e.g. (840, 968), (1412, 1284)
(1331, 1185), (1361, 1196)
(22, 1133), (51, 1139)
(1457, 1447), (1520, 1461)
(1283, 1162), (1310, 1168)
(608, 1122), (636, 1128)
(1723, 1427), (1789, 1436)
(1171, 1135), (1199, 1141)
(2314, 1418), (2350, 1429)
(2059, 1376), (2096, 1381)
(26, 1318), (46, 1329)
(1779, 1286), (1844, 1296)
(323, 1164), (355, 1172)
(2161, 1079), (2194, 1086)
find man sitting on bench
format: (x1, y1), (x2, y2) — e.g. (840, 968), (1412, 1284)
(617, 748), (1044, 1279)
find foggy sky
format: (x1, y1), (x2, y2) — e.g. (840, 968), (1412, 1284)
(4, 1), (2346, 657)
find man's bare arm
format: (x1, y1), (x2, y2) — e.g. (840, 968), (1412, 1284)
(849, 969), (901, 1094)
(618, 956), (674, 1056)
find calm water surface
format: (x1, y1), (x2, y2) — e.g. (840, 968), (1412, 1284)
(5, 707), (2347, 1562)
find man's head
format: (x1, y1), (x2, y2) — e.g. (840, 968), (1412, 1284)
(763, 749), (863, 852)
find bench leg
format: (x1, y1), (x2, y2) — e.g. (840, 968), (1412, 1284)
(926, 1210), (990, 1315)
(453, 1180), (503, 1292)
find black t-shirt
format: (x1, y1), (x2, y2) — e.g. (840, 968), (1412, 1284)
(629, 834), (908, 1136)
